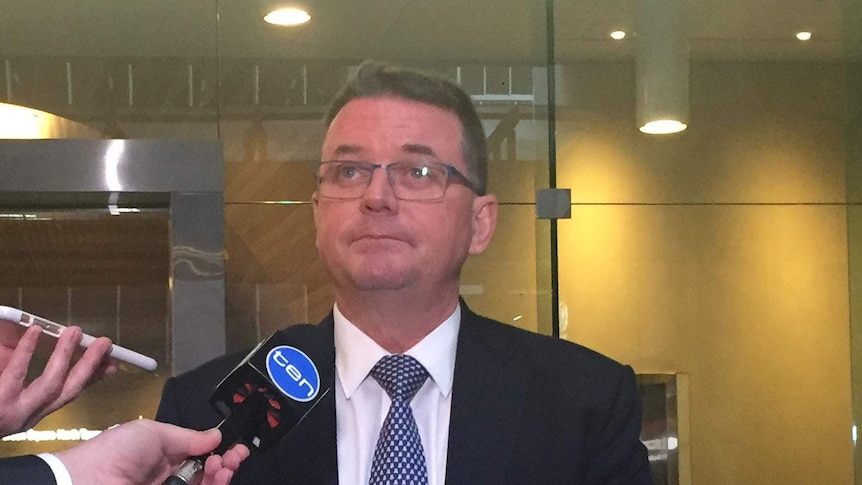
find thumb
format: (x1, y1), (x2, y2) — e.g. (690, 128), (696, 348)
(160, 424), (222, 461)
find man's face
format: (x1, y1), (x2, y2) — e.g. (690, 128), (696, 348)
(313, 96), (496, 295)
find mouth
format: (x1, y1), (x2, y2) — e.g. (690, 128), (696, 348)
(354, 234), (404, 243)
(350, 230), (414, 248)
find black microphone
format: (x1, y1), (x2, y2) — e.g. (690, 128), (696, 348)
(164, 331), (331, 485)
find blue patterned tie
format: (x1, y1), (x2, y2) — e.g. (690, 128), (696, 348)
(368, 354), (430, 485)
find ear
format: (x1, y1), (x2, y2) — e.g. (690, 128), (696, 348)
(311, 191), (321, 249)
(468, 194), (498, 256)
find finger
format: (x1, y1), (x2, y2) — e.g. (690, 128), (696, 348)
(202, 455), (237, 485)
(158, 424), (221, 460)
(210, 468), (236, 485)
(59, 336), (114, 399)
(16, 327), (83, 424)
(0, 326), (42, 432)
(39, 326), (83, 383)
(0, 326), (42, 391)
(221, 444), (251, 470)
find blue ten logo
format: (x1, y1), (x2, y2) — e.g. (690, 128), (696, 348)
(265, 346), (320, 402)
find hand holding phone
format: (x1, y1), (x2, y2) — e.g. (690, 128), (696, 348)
(0, 318), (118, 436)
(0, 305), (157, 372)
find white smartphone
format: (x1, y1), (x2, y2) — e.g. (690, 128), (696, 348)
(0, 305), (158, 372)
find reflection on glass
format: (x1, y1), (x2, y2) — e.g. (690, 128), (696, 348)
(0, 208), (169, 456)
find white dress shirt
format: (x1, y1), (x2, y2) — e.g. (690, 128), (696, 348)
(334, 303), (460, 485)
(37, 453), (72, 485)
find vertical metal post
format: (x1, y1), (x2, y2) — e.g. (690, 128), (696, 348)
(66, 62), (73, 105)
(302, 64), (308, 105)
(127, 63), (134, 106)
(254, 64), (260, 105)
(116, 284), (122, 345)
(4, 60), (12, 101)
(187, 64), (194, 107)
(545, 0), (560, 339)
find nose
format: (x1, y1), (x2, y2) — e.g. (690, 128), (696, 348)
(360, 166), (399, 213)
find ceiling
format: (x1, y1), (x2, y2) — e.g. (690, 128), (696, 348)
(0, 0), (856, 62)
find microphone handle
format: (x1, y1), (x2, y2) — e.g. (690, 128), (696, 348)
(164, 457), (204, 485)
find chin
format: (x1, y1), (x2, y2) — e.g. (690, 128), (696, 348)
(348, 267), (416, 292)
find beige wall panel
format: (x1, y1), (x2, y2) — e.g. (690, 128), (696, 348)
(462, 204), (540, 333)
(556, 61), (845, 204)
(847, 206), (862, 483)
(559, 204), (852, 485)
(225, 159), (316, 203)
(224, 203), (333, 350)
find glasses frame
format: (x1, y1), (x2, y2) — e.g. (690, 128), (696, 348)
(316, 159), (483, 202)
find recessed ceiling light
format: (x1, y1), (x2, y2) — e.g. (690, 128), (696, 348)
(610, 30), (626, 40)
(796, 31), (812, 41)
(639, 119), (687, 135)
(264, 7), (311, 26)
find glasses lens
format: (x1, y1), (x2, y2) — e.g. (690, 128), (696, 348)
(319, 161), (370, 199)
(389, 161), (448, 200)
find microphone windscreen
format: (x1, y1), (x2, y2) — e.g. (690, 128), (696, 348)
(208, 331), (331, 454)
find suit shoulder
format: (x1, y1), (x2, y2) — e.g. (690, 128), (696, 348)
(172, 322), (326, 387)
(466, 311), (631, 377)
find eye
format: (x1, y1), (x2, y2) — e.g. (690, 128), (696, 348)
(408, 165), (431, 179)
(335, 162), (363, 180)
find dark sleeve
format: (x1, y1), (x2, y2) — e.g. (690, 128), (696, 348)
(155, 361), (233, 431)
(584, 365), (654, 485)
(155, 376), (185, 427)
(0, 455), (57, 485)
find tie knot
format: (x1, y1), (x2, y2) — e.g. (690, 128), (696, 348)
(370, 354), (428, 402)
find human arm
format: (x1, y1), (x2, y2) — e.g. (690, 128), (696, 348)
(0, 324), (118, 436)
(583, 365), (654, 485)
(55, 419), (250, 485)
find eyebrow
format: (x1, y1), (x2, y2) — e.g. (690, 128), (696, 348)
(332, 144), (363, 156)
(330, 143), (439, 158)
(401, 144), (438, 158)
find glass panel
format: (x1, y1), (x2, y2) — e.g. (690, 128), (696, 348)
(219, 1), (555, 350)
(0, 208), (169, 455)
(556, 1), (856, 484)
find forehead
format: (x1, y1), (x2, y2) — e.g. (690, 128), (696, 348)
(322, 96), (464, 165)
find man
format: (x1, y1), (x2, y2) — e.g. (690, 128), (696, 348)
(157, 62), (652, 484)
(0, 323), (249, 484)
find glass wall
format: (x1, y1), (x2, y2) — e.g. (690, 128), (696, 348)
(554, 2), (858, 484)
(0, 208), (170, 455)
(215, 1), (553, 349)
(0, 1), (860, 483)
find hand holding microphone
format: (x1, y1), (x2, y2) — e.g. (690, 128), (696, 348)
(54, 419), (249, 485)
(164, 331), (331, 485)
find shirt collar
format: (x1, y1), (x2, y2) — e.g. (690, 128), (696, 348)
(334, 302), (460, 400)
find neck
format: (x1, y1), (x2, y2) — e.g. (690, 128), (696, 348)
(335, 285), (461, 353)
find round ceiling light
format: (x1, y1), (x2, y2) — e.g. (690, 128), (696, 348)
(610, 30), (626, 40)
(264, 7), (311, 26)
(796, 31), (812, 41)
(639, 119), (687, 135)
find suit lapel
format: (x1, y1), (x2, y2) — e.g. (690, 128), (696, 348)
(445, 305), (529, 484)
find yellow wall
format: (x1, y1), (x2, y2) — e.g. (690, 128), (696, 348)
(556, 60), (853, 484)
(0, 102), (101, 139)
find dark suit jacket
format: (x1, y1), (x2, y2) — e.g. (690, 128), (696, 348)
(0, 455), (56, 485)
(157, 304), (653, 485)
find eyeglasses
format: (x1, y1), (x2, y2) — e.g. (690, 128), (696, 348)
(316, 159), (482, 202)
